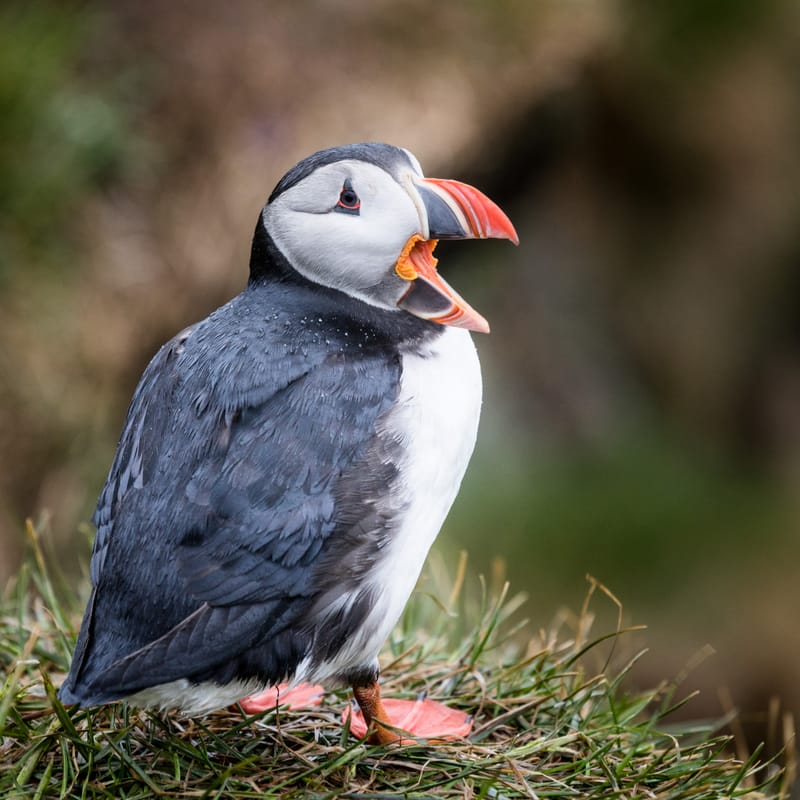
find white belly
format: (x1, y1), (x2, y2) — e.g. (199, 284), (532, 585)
(298, 326), (483, 683)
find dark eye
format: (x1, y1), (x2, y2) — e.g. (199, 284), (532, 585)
(335, 179), (360, 215)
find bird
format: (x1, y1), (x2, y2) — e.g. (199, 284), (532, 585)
(59, 142), (518, 743)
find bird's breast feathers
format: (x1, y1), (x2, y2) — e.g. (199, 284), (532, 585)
(294, 325), (482, 684)
(378, 326), (483, 619)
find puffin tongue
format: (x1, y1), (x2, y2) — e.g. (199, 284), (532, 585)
(395, 235), (490, 333)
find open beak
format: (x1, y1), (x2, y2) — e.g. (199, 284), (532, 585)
(396, 177), (518, 334)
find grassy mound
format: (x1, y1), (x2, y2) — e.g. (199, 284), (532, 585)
(1, 524), (793, 799)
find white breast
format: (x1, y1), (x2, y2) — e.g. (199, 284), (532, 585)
(379, 326), (483, 619)
(298, 326), (483, 683)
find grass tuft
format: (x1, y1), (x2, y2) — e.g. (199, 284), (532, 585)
(1, 523), (795, 799)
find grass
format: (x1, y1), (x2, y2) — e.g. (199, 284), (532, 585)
(0, 523), (795, 799)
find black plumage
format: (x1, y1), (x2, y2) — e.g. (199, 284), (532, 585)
(61, 222), (441, 706)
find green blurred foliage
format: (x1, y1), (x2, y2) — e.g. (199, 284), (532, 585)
(624, 0), (779, 66)
(0, 3), (128, 285)
(0, 2), (141, 577)
(452, 425), (794, 613)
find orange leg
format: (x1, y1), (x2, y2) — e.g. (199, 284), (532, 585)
(349, 680), (472, 743)
(352, 680), (402, 744)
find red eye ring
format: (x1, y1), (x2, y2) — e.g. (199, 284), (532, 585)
(335, 179), (360, 215)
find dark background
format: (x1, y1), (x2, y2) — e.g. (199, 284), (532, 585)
(1, 0), (798, 773)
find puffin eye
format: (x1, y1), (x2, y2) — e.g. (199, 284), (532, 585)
(335, 179), (360, 215)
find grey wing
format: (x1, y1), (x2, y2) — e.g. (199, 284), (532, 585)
(89, 325), (199, 585)
(64, 321), (401, 702)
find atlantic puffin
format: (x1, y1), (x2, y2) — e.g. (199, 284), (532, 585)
(60, 142), (518, 742)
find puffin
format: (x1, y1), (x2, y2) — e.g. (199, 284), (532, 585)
(59, 142), (518, 742)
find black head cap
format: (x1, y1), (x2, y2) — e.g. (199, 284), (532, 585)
(267, 142), (416, 204)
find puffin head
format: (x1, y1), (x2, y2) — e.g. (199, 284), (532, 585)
(259, 143), (518, 333)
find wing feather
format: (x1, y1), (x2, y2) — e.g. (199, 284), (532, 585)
(65, 289), (402, 701)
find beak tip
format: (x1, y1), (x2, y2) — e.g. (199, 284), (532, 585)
(458, 313), (491, 335)
(495, 218), (519, 246)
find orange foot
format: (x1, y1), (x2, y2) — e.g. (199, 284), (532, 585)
(344, 696), (472, 742)
(239, 682), (325, 714)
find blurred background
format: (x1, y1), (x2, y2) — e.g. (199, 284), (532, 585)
(1, 0), (798, 771)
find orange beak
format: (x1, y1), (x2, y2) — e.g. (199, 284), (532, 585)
(396, 178), (518, 334)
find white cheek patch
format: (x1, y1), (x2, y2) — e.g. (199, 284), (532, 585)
(264, 162), (423, 308)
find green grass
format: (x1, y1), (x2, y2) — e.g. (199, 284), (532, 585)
(0, 524), (794, 799)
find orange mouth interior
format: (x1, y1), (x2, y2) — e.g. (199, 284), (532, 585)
(395, 235), (439, 281)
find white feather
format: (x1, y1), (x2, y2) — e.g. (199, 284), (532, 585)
(126, 678), (262, 716)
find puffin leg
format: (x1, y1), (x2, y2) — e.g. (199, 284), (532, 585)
(352, 679), (401, 745)
(349, 678), (473, 744)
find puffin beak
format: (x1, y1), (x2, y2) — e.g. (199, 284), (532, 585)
(396, 177), (518, 334)
(416, 178), (520, 244)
